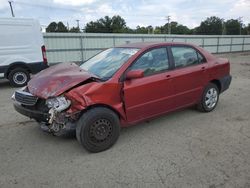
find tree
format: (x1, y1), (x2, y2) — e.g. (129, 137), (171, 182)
(172, 23), (191, 34)
(85, 15), (128, 33)
(225, 19), (241, 35)
(46, 22), (57, 32)
(47, 16), (250, 35)
(111, 15), (126, 33)
(69, 27), (81, 33)
(147, 26), (154, 34)
(85, 21), (101, 33)
(135, 26), (149, 34)
(46, 22), (68, 32)
(57, 22), (68, 32)
(154, 26), (164, 34)
(164, 22), (191, 34)
(98, 16), (113, 33)
(243, 24), (250, 35)
(195, 16), (223, 35)
(152, 22), (191, 34)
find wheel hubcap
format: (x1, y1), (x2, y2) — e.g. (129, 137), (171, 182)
(205, 88), (218, 109)
(90, 119), (112, 142)
(13, 72), (27, 85)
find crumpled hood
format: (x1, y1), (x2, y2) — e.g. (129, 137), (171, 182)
(28, 62), (96, 99)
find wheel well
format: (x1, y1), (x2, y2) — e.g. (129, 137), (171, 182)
(84, 104), (122, 120)
(210, 79), (221, 93)
(5, 63), (31, 78)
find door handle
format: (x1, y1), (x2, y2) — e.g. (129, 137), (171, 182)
(201, 66), (206, 71)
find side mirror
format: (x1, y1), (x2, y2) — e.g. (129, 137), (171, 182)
(126, 69), (144, 80)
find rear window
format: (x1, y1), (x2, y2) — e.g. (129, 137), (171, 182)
(171, 46), (204, 68)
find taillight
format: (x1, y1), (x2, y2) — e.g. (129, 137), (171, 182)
(41, 45), (48, 65)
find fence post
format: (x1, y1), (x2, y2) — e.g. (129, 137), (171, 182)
(242, 37), (245, 52)
(216, 37), (219, 53)
(113, 35), (116, 47)
(80, 35), (84, 63)
(230, 37), (233, 52)
(202, 37), (204, 48)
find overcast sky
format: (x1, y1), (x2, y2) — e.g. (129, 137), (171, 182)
(0, 0), (250, 29)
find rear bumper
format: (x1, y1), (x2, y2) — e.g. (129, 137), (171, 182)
(219, 75), (232, 93)
(13, 102), (50, 122)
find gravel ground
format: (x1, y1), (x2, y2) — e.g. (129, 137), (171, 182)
(0, 52), (250, 188)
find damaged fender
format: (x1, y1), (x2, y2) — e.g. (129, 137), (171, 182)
(65, 81), (126, 121)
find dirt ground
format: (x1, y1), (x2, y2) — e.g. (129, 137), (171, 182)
(0, 52), (250, 188)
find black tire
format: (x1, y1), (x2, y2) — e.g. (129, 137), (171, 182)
(197, 83), (219, 112)
(8, 68), (30, 87)
(76, 107), (120, 153)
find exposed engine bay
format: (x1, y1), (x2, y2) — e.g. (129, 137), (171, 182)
(13, 87), (77, 136)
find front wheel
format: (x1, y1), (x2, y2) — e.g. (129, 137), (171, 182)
(76, 107), (120, 153)
(197, 83), (219, 112)
(8, 68), (30, 87)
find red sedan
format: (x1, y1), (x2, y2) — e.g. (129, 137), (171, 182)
(13, 42), (231, 152)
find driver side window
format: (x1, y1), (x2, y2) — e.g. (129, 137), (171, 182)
(130, 48), (170, 76)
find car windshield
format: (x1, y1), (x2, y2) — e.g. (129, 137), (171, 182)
(80, 47), (139, 80)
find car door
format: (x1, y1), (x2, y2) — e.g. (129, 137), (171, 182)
(123, 47), (175, 123)
(169, 45), (209, 108)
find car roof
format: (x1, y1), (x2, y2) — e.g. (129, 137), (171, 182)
(117, 42), (195, 49)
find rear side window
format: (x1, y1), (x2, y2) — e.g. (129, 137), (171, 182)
(130, 48), (169, 76)
(171, 46), (205, 68)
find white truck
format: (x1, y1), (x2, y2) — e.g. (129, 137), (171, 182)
(0, 18), (48, 87)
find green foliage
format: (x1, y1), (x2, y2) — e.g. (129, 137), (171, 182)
(46, 22), (68, 32)
(244, 24), (250, 35)
(225, 19), (241, 35)
(57, 22), (68, 33)
(46, 15), (250, 35)
(46, 22), (57, 32)
(112, 15), (127, 33)
(155, 22), (191, 34)
(85, 15), (127, 33)
(195, 16), (223, 35)
(135, 26), (148, 34)
(69, 27), (81, 33)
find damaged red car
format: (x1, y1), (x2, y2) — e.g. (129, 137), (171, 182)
(12, 42), (231, 152)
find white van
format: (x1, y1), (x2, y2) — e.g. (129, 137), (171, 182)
(0, 18), (48, 87)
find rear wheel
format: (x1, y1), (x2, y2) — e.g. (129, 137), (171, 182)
(197, 83), (219, 112)
(8, 68), (30, 87)
(76, 107), (120, 153)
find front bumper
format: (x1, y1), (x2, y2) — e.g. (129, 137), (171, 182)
(13, 102), (50, 122)
(14, 102), (76, 136)
(219, 75), (232, 93)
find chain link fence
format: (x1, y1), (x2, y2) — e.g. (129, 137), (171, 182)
(43, 33), (250, 64)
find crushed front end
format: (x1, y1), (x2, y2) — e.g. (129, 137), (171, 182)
(12, 87), (78, 136)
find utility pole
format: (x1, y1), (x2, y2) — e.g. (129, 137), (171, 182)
(76, 19), (80, 29)
(166, 15), (171, 34)
(221, 19), (226, 35)
(67, 22), (69, 30)
(238, 17), (243, 35)
(8, 1), (15, 17)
